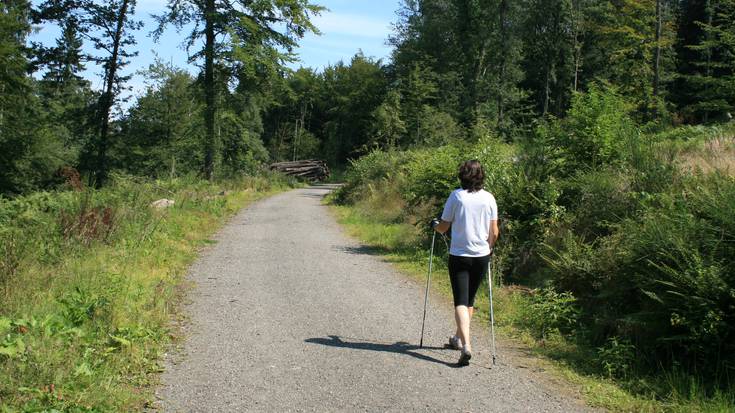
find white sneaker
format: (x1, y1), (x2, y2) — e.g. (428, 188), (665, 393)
(448, 335), (462, 350)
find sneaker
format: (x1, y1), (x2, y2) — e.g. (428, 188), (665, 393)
(447, 335), (462, 350)
(457, 349), (472, 366)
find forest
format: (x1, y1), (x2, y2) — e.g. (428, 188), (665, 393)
(1, 0), (735, 410)
(1, 0), (734, 192)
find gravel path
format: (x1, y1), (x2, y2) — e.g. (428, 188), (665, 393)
(156, 186), (594, 412)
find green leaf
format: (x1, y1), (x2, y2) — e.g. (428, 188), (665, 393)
(0, 337), (25, 357)
(74, 362), (93, 377)
(0, 317), (11, 335)
(109, 334), (131, 347)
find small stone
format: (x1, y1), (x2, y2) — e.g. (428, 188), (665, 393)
(150, 199), (175, 209)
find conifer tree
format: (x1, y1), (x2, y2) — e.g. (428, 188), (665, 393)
(155, 0), (322, 179)
(683, 0), (735, 121)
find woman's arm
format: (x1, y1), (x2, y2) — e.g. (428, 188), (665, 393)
(488, 219), (500, 248)
(434, 220), (451, 234)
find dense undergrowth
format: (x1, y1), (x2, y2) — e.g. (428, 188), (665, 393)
(331, 87), (735, 412)
(0, 172), (294, 411)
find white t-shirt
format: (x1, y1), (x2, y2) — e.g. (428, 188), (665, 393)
(441, 188), (498, 257)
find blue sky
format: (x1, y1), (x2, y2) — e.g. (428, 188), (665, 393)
(31, 0), (401, 102)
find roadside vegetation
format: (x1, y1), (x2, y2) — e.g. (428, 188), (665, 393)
(329, 87), (735, 412)
(4, 0), (735, 410)
(0, 173), (294, 410)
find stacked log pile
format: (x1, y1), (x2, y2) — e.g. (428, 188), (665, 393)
(269, 159), (330, 181)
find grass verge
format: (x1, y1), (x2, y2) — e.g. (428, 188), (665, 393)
(0, 173), (294, 411)
(329, 202), (735, 413)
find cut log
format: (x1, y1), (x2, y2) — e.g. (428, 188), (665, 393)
(269, 159), (330, 182)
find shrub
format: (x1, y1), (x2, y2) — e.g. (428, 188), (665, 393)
(544, 172), (735, 377)
(538, 85), (637, 177)
(402, 145), (464, 215)
(334, 149), (410, 205)
(597, 337), (636, 379)
(525, 287), (581, 339)
(558, 168), (635, 240)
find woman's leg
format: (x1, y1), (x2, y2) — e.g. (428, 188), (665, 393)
(455, 305), (472, 352)
(449, 255), (473, 351)
(455, 306), (474, 343)
(460, 255), (490, 351)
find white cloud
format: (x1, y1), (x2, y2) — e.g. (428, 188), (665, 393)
(312, 12), (391, 39)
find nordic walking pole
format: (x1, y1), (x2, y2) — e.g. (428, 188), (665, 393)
(419, 231), (437, 349)
(488, 256), (497, 365)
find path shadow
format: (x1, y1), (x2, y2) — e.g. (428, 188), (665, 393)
(333, 245), (392, 256)
(299, 192), (329, 200)
(310, 183), (343, 189)
(305, 335), (459, 368)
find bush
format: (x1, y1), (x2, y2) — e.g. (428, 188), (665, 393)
(0, 172), (292, 409)
(542, 172), (735, 378)
(538, 85), (637, 177)
(524, 287), (581, 339)
(598, 337), (636, 379)
(334, 112), (735, 389)
(334, 149), (410, 205)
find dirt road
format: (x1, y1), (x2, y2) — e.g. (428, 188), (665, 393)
(156, 186), (593, 412)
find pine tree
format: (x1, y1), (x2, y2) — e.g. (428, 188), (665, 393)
(682, 0), (735, 121)
(155, 0), (323, 179)
(35, 16), (93, 154)
(83, 0), (141, 186)
(521, 0), (575, 116)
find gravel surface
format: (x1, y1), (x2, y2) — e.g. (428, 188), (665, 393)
(156, 186), (594, 412)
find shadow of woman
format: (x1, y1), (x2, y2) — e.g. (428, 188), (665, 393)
(305, 335), (460, 368)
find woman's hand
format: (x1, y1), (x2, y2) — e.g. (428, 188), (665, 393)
(431, 218), (451, 234)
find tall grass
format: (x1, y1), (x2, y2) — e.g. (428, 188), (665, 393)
(329, 87), (735, 411)
(0, 172), (294, 410)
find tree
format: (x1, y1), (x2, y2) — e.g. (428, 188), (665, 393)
(33, 15), (94, 158)
(585, 1), (676, 119)
(117, 61), (203, 177)
(82, 0), (141, 186)
(0, 0), (36, 194)
(321, 54), (388, 163)
(155, 0), (323, 179)
(0, 0), (69, 194)
(521, 0), (575, 116)
(678, 0), (735, 121)
(370, 90), (406, 149)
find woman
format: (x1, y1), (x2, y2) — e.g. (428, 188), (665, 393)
(432, 160), (499, 366)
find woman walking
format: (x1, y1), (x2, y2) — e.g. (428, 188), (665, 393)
(432, 160), (499, 366)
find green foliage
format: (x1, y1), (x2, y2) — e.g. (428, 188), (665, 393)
(539, 85), (638, 175)
(370, 90), (407, 149)
(402, 145), (464, 209)
(597, 337), (636, 379)
(335, 149), (411, 205)
(0, 174), (292, 409)
(524, 288), (581, 339)
(117, 62), (204, 178)
(679, 0), (735, 122)
(335, 83), (735, 405)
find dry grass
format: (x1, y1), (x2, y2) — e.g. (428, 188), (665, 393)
(677, 131), (735, 176)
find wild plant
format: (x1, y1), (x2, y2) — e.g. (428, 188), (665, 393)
(597, 337), (636, 379)
(0, 231), (23, 296)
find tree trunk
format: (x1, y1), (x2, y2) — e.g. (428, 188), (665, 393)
(653, 0), (662, 98)
(496, 0), (508, 129)
(543, 68), (551, 116)
(572, 0), (583, 92)
(203, 0), (216, 179)
(93, 0), (129, 187)
(703, 0), (713, 123)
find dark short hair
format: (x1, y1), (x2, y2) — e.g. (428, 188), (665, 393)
(458, 160), (485, 192)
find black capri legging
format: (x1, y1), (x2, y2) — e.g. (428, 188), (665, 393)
(448, 254), (491, 307)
